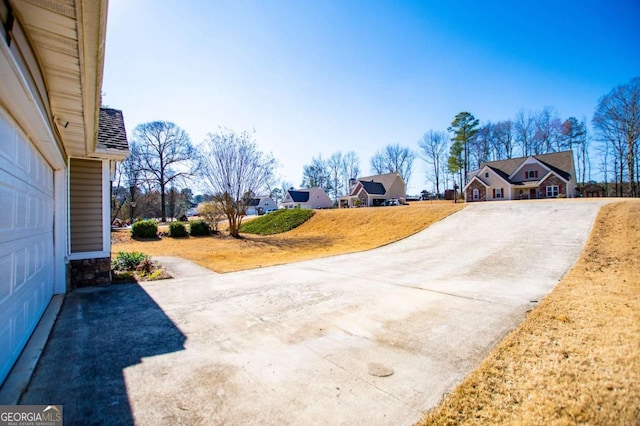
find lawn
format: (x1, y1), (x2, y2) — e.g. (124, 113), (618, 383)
(419, 200), (640, 425)
(112, 201), (465, 273)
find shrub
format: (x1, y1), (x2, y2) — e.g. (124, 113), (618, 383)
(198, 201), (225, 232)
(131, 219), (158, 239)
(189, 219), (211, 236)
(113, 251), (149, 271)
(168, 221), (188, 237)
(240, 208), (314, 235)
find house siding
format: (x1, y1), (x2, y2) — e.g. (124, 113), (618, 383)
(511, 163), (547, 182)
(386, 177), (405, 200)
(70, 158), (103, 252)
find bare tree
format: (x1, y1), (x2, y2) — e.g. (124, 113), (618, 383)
(370, 143), (415, 188)
(514, 109), (535, 156)
(532, 106), (562, 154)
(342, 151), (361, 193)
(131, 121), (195, 222)
(327, 152), (345, 201)
(471, 122), (493, 167)
(301, 155), (332, 194)
(494, 120), (515, 159)
(593, 76), (640, 197)
(199, 128), (276, 237)
(418, 130), (448, 197)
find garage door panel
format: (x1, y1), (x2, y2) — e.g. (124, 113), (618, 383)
(0, 110), (54, 385)
(0, 253), (12, 303)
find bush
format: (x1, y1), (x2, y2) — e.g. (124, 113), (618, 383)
(189, 219), (211, 236)
(113, 251), (149, 271)
(240, 208), (314, 235)
(168, 221), (188, 237)
(131, 219), (158, 239)
(197, 201), (225, 232)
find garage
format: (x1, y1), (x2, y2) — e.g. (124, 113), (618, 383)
(0, 108), (55, 384)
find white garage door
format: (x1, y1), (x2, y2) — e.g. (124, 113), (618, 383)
(0, 110), (55, 385)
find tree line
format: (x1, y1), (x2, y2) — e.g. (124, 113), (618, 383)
(113, 76), (639, 234)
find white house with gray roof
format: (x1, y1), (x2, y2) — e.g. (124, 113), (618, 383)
(281, 187), (333, 209)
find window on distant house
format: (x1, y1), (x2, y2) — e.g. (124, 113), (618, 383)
(473, 188), (479, 200)
(495, 188), (504, 198)
(526, 170), (538, 179)
(485, 172), (489, 178)
(546, 185), (559, 197)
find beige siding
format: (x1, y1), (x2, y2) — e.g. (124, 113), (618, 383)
(387, 176), (406, 199)
(70, 158), (102, 252)
(512, 163), (547, 182)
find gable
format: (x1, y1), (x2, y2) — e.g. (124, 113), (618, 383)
(479, 151), (574, 182)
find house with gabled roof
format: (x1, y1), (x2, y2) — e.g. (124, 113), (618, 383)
(0, 0), (129, 385)
(245, 196), (276, 215)
(339, 172), (405, 207)
(464, 151), (577, 202)
(281, 187), (333, 209)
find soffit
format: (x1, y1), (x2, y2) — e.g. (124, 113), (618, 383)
(10, 0), (106, 158)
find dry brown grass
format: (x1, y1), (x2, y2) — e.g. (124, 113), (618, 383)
(419, 200), (640, 425)
(112, 201), (464, 273)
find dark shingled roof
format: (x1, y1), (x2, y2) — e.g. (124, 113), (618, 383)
(248, 198), (260, 207)
(487, 166), (513, 183)
(97, 108), (129, 151)
(288, 190), (310, 203)
(359, 180), (386, 195)
(478, 151), (574, 180)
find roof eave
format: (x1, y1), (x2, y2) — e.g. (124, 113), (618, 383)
(78, 0), (108, 156)
(89, 147), (130, 161)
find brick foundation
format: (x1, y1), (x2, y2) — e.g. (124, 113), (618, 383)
(69, 257), (112, 289)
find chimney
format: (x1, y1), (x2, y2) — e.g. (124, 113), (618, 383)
(348, 178), (357, 194)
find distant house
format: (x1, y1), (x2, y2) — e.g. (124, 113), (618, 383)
(581, 183), (606, 198)
(281, 187), (333, 209)
(339, 173), (406, 207)
(464, 151), (577, 202)
(245, 196), (276, 215)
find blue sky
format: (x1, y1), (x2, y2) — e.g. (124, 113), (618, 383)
(102, 0), (640, 194)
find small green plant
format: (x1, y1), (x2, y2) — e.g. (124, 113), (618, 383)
(131, 219), (158, 239)
(240, 208), (314, 235)
(168, 221), (188, 237)
(189, 219), (211, 236)
(113, 251), (149, 271)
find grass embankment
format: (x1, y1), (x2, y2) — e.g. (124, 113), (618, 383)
(112, 201), (464, 273)
(240, 209), (314, 235)
(419, 201), (640, 425)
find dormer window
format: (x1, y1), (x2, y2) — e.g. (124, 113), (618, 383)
(526, 170), (538, 179)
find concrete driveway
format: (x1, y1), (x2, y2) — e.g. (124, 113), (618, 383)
(19, 200), (607, 425)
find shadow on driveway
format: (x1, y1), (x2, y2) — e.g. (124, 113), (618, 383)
(20, 283), (185, 425)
